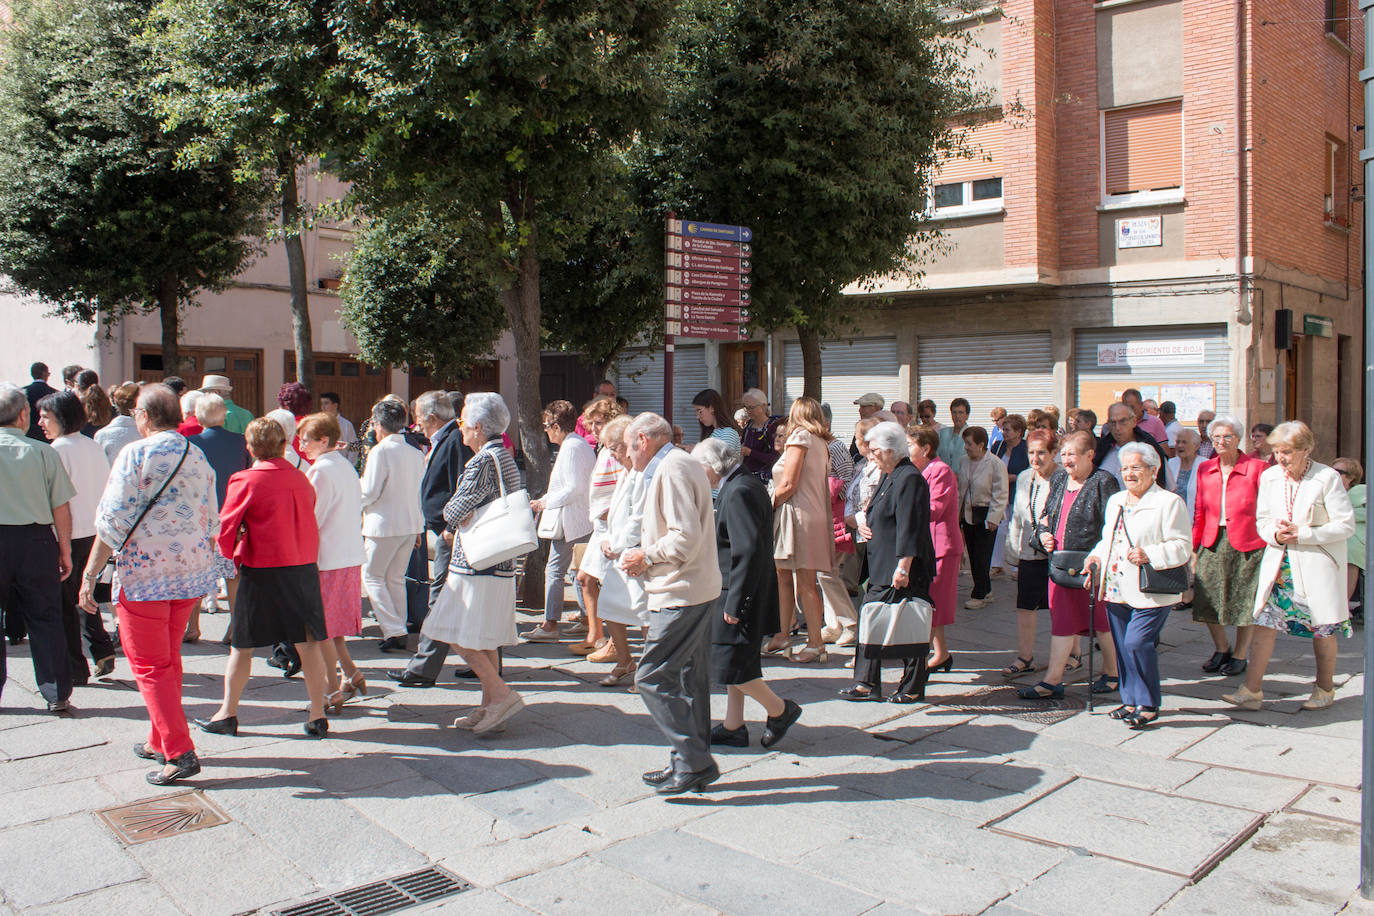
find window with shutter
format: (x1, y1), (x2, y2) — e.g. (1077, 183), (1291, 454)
(1102, 101), (1183, 202)
(931, 118), (1006, 217)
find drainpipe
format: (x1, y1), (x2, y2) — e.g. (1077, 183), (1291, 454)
(1358, 0), (1373, 897)
(1234, 0), (1251, 325)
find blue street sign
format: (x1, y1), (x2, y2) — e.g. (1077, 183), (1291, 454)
(683, 220), (753, 243)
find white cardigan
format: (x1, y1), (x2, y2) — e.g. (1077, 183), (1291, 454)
(305, 450), (366, 571)
(1253, 462), (1355, 625)
(1165, 456), (1199, 520)
(359, 434), (426, 538)
(542, 433), (596, 542)
(1088, 484), (1193, 608)
(958, 451), (1009, 527)
(1004, 467), (1053, 566)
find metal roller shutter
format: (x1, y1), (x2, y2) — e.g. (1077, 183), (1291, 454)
(783, 337), (900, 442)
(1074, 325), (1229, 424)
(614, 344), (708, 443)
(917, 332), (1056, 427)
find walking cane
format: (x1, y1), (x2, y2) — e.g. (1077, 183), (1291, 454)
(1085, 564), (1100, 713)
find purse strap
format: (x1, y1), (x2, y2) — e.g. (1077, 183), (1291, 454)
(485, 445), (510, 499)
(117, 440), (190, 555)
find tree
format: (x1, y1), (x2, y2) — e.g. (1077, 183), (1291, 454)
(647, 0), (975, 397)
(0, 0), (270, 372)
(329, 0), (675, 490)
(147, 0), (344, 396)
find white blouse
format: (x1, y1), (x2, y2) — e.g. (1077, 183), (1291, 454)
(52, 433), (111, 540)
(359, 433), (426, 538)
(305, 450), (366, 571)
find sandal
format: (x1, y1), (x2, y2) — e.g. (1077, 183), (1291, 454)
(1109, 705), (1137, 720)
(789, 646), (828, 664)
(889, 693), (923, 704)
(1017, 681), (1064, 701)
(838, 685), (883, 702)
(762, 637), (791, 656)
(599, 665), (635, 687)
(1001, 656), (1038, 679)
(1063, 652), (1083, 675)
(1090, 675), (1120, 694)
(1126, 707), (1159, 729)
(325, 689), (348, 715)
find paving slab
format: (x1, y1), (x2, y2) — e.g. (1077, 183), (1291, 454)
(0, 719), (107, 761)
(1290, 785), (1362, 824)
(1177, 723), (1363, 788)
(441, 824), (605, 887)
(498, 856), (717, 915)
(0, 778), (122, 829)
(0, 815), (144, 907)
(1172, 766), (1309, 813)
(24, 880), (184, 916)
(994, 853), (1187, 916)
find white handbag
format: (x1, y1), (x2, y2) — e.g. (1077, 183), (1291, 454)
(858, 588), (934, 655)
(536, 505), (565, 540)
(458, 452), (538, 571)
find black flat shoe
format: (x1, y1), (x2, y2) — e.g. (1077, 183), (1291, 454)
(1090, 675), (1120, 694)
(1126, 707), (1160, 730)
(710, 724), (749, 747)
(1109, 705), (1137, 720)
(656, 763), (721, 796)
(838, 685), (883, 702)
(927, 654), (954, 673)
(193, 715), (238, 736)
(1220, 657), (1248, 677)
(146, 750), (200, 785)
(132, 743), (166, 764)
(761, 700), (803, 749)
(386, 670), (436, 688)
(282, 659), (301, 678)
(377, 636), (408, 654)
(304, 717), (328, 738)
(889, 693), (923, 704)
(94, 656), (116, 677)
(1201, 650), (1232, 673)
(453, 666), (478, 679)
(642, 766), (674, 786)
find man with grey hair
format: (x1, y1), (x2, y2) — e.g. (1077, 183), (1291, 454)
(618, 413), (723, 794)
(891, 401), (913, 428)
(0, 383), (77, 713)
(1195, 409), (1217, 459)
(1095, 402), (1168, 488)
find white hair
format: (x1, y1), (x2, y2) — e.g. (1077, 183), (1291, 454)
(266, 408), (297, 439)
(0, 383), (25, 426)
(693, 437), (740, 477)
(742, 387), (768, 409)
(1119, 441), (1161, 470)
(180, 389), (203, 419)
(1174, 428), (1200, 446)
(1207, 414), (1245, 439)
(865, 420), (908, 456)
(195, 392), (227, 427)
(415, 389), (456, 423)
(463, 391), (509, 435)
(627, 412), (672, 443)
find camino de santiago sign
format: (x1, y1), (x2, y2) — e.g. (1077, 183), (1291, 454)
(665, 219), (753, 342)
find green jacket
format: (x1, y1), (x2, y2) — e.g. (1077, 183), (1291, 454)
(221, 398), (254, 435)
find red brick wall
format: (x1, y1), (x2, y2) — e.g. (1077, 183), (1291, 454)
(1181, 0), (1241, 262)
(1052, 2), (1100, 272)
(1000, 0), (1061, 271)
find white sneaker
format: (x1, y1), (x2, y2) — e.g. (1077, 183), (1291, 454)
(964, 597), (988, 610)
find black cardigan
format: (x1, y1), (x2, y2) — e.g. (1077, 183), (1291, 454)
(1036, 468), (1120, 552)
(865, 459), (936, 601)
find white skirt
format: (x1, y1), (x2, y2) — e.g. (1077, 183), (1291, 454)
(422, 573), (519, 651)
(578, 521), (611, 580)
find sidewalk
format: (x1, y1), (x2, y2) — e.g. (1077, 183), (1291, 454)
(0, 573), (1369, 915)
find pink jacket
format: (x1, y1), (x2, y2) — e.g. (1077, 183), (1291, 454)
(923, 458), (963, 559)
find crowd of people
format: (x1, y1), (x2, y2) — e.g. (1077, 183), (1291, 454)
(0, 359), (1365, 792)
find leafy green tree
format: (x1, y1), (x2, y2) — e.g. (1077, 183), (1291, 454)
(649, 0), (975, 397)
(0, 0), (271, 372)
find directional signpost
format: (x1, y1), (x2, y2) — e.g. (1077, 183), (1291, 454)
(662, 215), (755, 421)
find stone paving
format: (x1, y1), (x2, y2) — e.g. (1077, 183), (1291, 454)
(0, 572), (1372, 915)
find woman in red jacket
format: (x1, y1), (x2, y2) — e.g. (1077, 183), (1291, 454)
(907, 425), (963, 672)
(1191, 415), (1268, 677)
(194, 418), (333, 738)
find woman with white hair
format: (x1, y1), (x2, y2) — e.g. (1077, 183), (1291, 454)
(424, 392), (527, 733)
(840, 421), (936, 703)
(693, 438), (801, 748)
(1084, 442), (1192, 728)
(1165, 428), (1201, 518)
(178, 390), (204, 436)
(265, 409), (306, 468)
(739, 388), (782, 481)
(1224, 422), (1355, 712)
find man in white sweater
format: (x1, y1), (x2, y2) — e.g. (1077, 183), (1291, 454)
(618, 413), (723, 795)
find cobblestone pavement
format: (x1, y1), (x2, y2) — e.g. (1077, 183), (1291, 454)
(0, 572), (1371, 915)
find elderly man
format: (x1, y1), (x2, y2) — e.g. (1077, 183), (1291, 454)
(890, 401), (913, 428)
(1120, 388), (1169, 446)
(0, 383), (76, 713)
(388, 390), (475, 687)
(619, 413), (723, 794)
(1195, 409), (1217, 459)
(849, 393), (884, 461)
(1094, 402), (1168, 487)
(199, 375), (253, 434)
(937, 398), (972, 479)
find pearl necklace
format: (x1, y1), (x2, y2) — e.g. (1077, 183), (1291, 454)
(1284, 459), (1309, 521)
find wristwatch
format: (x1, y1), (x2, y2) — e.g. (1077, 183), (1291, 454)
(82, 571), (99, 582)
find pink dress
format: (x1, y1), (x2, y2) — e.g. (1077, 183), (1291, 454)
(923, 458), (963, 626)
(774, 428), (835, 571)
(319, 566), (362, 638)
(1047, 487), (1106, 636)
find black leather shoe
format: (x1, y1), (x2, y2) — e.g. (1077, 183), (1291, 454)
(656, 763), (721, 796)
(1202, 650), (1232, 673)
(378, 636), (408, 654)
(47, 699), (73, 716)
(927, 654), (954, 673)
(282, 658), (301, 678)
(761, 699), (802, 749)
(193, 715), (238, 736)
(1221, 657), (1248, 677)
(304, 718), (329, 738)
(386, 670), (435, 688)
(641, 766), (674, 786)
(453, 666), (478, 679)
(710, 724), (749, 747)
(94, 656), (116, 677)
(133, 743), (166, 764)
(838, 686), (883, 702)
(146, 750), (201, 785)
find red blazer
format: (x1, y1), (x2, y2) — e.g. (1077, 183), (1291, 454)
(218, 458), (320, 568)
(922, 458), (964, 559)
(1192, 452), (1267, 551)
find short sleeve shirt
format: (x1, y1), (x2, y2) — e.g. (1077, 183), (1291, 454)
(0, 426), (75, 525)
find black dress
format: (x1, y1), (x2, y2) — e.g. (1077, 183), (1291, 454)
(709, 467), (780, 685)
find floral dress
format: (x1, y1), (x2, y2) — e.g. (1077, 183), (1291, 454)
(1256, 553), (1352, 638)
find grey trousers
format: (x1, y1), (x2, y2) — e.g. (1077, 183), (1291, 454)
(544, 534), (589, 624)
(636, 600), (716, 775)
(405, 531), (452, 681)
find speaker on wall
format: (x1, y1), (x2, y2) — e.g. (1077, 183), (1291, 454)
(1274, 308), (1294, 351)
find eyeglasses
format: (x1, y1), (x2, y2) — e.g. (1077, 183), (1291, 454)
(542, 422), (556, 430)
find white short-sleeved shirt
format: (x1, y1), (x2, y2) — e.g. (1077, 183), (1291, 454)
(52, 433), (111, 539)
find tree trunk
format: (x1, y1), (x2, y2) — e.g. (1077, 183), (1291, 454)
(281, 156), (315, 398)
(797, 324), (824, 401)
(157, 272), (180, 379)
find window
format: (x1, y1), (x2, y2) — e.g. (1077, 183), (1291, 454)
(1325, 136), (1348, 225)
(1102, 101), (1183, 203)
(340, 361), (361, 378)
(931, 118), (1006, 217)
(1326, 0), (1349, 43)
(203, 356), (226, 372)
(316, 360), (336, 377)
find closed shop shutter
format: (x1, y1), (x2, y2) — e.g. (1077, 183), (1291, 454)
(1103, 101), (1183, 196)
(917, 332), (1055, 427)
(1074, 325), (1229, 424)
(783, 337), (900, 442)
(936, 118), (1006, 183)
(614, 344), (708, 443)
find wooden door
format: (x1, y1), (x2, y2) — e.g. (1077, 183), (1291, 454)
(409, 359), (501, 398)
(284, 351), (389, 433)
(135, 345), (263, 416)
(721, 342), (765, 411)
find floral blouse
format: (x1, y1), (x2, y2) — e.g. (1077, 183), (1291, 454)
(95, 430), (221, 602)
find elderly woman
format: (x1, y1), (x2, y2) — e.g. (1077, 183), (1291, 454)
(1224, 422), (1355, 712)
(573, 397), (626, 659)
(840, 421), (936, 702)
(1020, 430), (1121, 700)
(1191, 415), (1267, 676)
(298, 412), (367, 710)
(424, 392), (526, 734)
(177, 390), (204, 437)
(359, 398), (426, 653)
(1166, 428), (1202, 518)
(95, 382), (143, 465)
(1249, 423), (1275, 464)
(739, 388), (782, 480)
(1332, 458), (1365, 620)
(692, 388), (742, 450)
(186, 393), (250, 642)
(38, 391), (115, 682)
(764, 396), (834, 662)
(907, 425), (962, 673)
(595, 414), (648, 685)
(836, 417), (884, 646)
(78, 384), (220, 784)
(959, 425), (1008, 610)
(527, 399), (596, 643)
(1001, 429), (1058, 678)
(694, 439), (801, 747)
(266, 409), (306, 468)
(196, 418), (332, 739)
(990, 414), (1028, 578)
(1085, 444), (1192, 728)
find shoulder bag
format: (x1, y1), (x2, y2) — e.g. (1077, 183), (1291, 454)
(1119, 511), (1191, 595)
(459, 450), (538, 571)
(857, 587), (934, 658)
(93, 441), (190, 603)
(1048, 550), (1091, 589)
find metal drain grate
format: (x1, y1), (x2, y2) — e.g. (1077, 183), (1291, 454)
(97, 790), (230, 845)
(274, 867), (471, 916)
(934, 684), (1086, 725)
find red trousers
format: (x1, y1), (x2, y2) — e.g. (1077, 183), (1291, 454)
(117, 596), (197, 759)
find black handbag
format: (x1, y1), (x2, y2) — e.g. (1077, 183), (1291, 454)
(1119, 516), (1190, 595)
(92, 441), (190, 603)
(1048, 550), (1092, 589)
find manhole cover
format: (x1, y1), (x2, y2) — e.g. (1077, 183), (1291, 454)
(96, 790), (230, 845)
(934, 684), (1086, 725)
(275, 867), (472, 916)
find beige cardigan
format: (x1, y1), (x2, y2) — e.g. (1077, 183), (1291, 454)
(640, 447), (723, 610)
